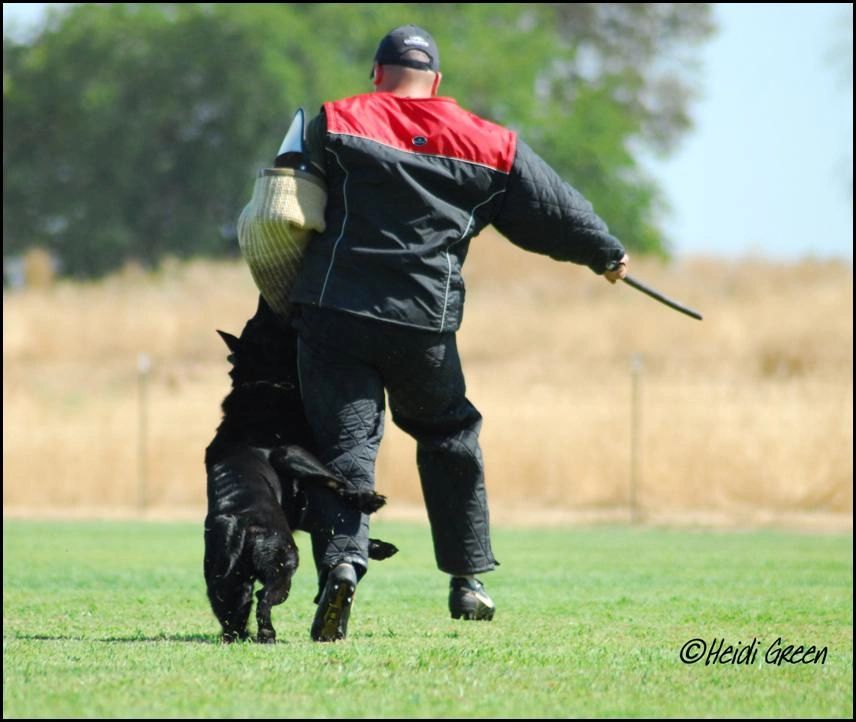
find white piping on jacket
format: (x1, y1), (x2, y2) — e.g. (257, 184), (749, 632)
(320, 142), (507, 332)
(439, 189), (506, 331)
(319, 148), (349, 305)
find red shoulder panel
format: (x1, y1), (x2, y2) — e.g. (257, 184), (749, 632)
(324, 93), (516, 173)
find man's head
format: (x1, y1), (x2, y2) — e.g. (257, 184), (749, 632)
(370, 25), (441, 97)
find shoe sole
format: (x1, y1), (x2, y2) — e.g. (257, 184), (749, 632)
(451, 606), (495, 621)
(312, 577), (356, 642)
(450, 589), (496, 621)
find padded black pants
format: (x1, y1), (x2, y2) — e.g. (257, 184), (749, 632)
(294, 305), (498, 585)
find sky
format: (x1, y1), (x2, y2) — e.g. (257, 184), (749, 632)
(645, 3), (852, 261)
(3, 3), (853, 261)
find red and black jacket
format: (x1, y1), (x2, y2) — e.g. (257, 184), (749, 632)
(290, 92), (625, 332)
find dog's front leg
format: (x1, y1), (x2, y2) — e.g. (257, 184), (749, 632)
(255, 577), (292, 644)
(270, 445), (387, 513)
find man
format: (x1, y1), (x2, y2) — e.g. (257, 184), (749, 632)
(290, 24), (629, 642)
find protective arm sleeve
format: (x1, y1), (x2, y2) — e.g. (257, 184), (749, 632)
(304, 111), (327, 178)
(492, 139), (626, 275)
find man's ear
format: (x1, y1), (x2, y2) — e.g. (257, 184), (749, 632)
(431, 71), (442, 96)
(372, 63), (383, 87)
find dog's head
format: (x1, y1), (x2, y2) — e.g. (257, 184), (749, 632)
(217, 295), (298, 389)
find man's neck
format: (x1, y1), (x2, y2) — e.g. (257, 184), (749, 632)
(376, 85), (433, 99)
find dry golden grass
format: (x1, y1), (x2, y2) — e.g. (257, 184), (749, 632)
(3, 231), (852, 528)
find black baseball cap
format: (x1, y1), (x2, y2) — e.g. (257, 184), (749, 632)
(372, 25), (440, 76)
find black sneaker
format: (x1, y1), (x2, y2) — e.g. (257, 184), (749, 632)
(311, 563), (357, 642)
(449, 577), (496, 620)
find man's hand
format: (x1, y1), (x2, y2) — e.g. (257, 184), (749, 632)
(604, 254), (629, 284)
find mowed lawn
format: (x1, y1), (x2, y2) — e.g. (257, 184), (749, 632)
(2, 520), (852, 718)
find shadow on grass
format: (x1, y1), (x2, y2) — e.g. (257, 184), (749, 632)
(9, 632), (221, 644)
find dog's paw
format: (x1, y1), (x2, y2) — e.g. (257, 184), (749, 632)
(221, 629), (249, 644)
(368, 538), (399, 560)
(349, 490), (387, 514)
(256, 629), (277, 644)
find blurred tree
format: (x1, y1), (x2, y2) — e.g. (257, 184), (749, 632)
(3, 3), (714, 278)
(4, 4), (307, 276)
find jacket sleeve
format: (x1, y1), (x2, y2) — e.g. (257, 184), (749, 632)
(492, 138), (626, 275)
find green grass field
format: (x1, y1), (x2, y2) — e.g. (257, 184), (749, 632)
(2, 520), (852, 718)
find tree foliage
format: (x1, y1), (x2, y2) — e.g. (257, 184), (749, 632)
(3, 3), (715, 278)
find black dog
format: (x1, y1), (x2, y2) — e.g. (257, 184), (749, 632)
(204, 296), (397, 643)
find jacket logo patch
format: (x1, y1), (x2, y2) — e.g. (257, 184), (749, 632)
(404, 36), (429, 48)
(412, 136), (428, 147)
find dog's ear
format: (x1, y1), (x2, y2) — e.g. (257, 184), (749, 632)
(217, 330), (241, 354)
(256, 294), (272, 318)
(253, 294), (291, 330)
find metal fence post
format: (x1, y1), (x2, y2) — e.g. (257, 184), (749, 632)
(630, 353), (644, 523)
(137, 352), (151, 511)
